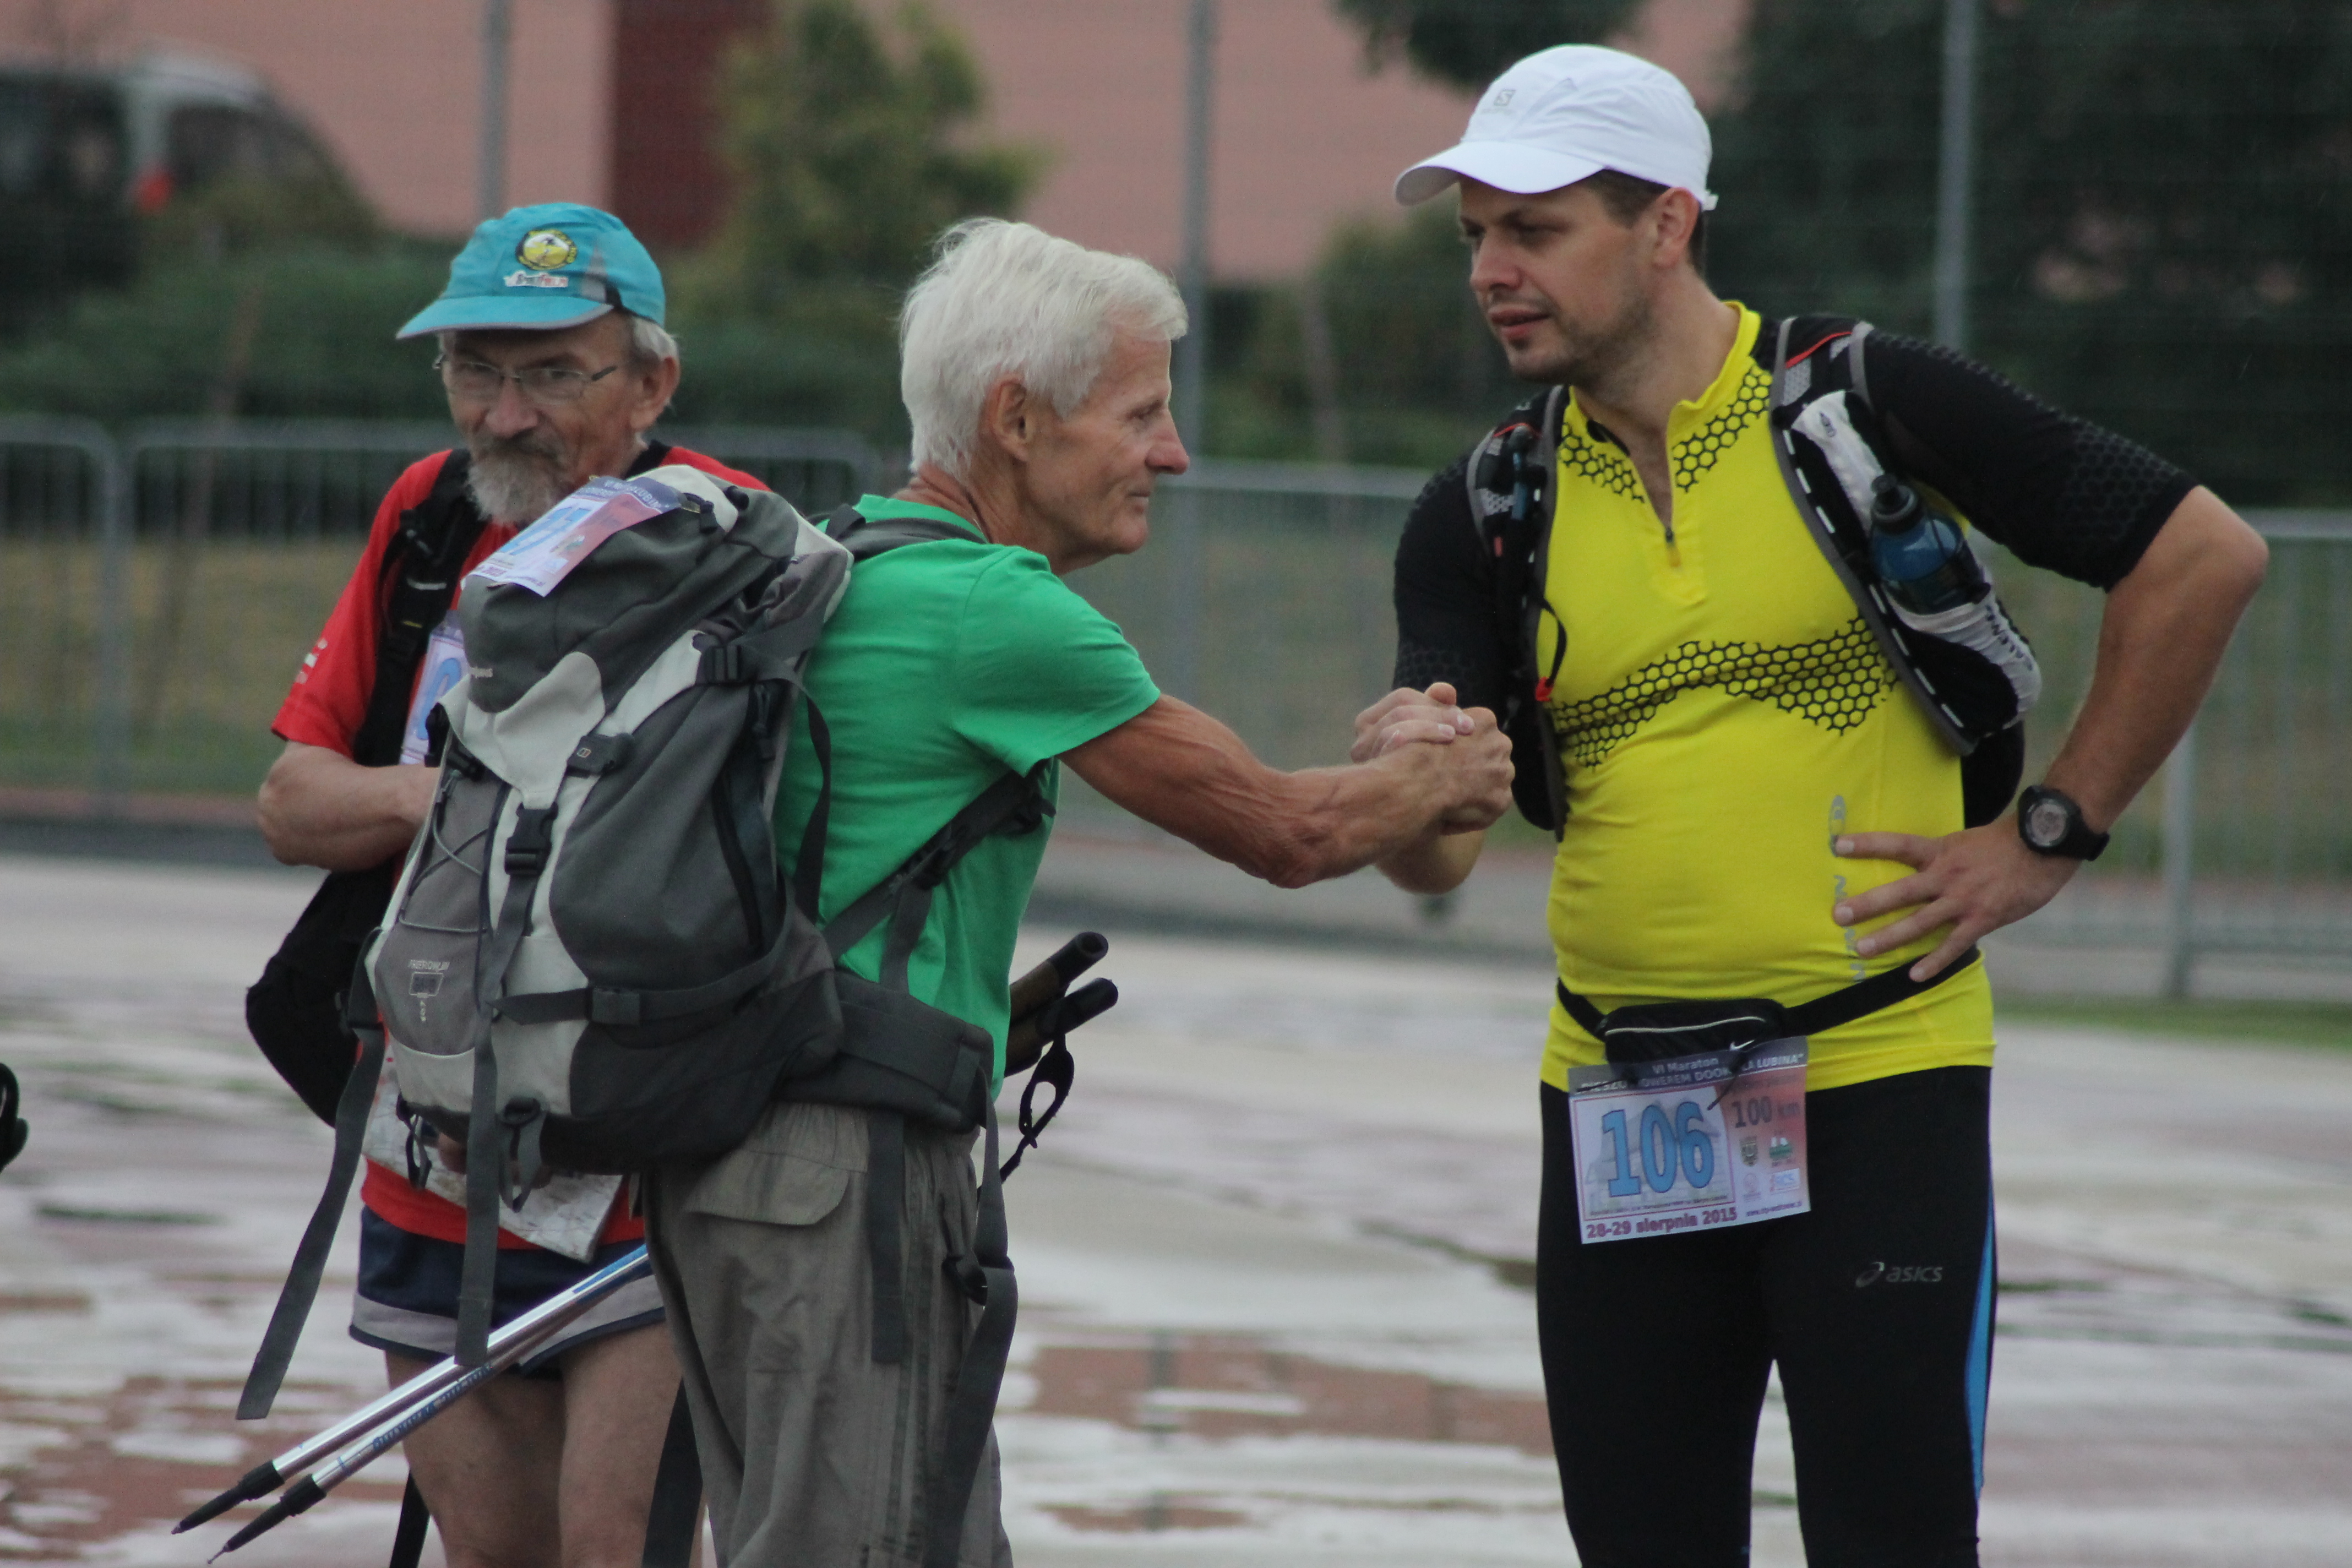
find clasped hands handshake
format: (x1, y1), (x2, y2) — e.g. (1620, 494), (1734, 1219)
(1352, 682), (1514, 835)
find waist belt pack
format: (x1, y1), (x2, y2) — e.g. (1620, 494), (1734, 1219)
(240, 486), (1042, 1568)
(1556, 947), (1983, 1068)
(1466, 314), (2041, 837)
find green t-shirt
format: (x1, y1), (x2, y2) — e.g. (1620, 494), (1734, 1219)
(773, 496), (1159, 1083)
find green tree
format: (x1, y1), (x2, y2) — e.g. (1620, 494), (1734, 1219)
(1711, 0), (2352, 504)
(0, 243), (450, 421)
(686, 0), (1042, 314)
(665, 0), (1043, 441)
(1220, 204), (1521, 470)
(1332, 0), (1643, 90)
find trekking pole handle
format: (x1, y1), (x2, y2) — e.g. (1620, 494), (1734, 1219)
(182, 1245), (654, 1536)
(1004, 976), (1119, 1077)
(1006, 932), (1107, 1026)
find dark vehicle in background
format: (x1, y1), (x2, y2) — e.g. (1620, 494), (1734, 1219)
(0, 51), (342, 331)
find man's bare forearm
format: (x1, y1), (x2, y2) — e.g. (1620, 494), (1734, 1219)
(2043, 487), (2267, 827)
(256, 741), (438, 870)
(1065, 696), (1512, 888)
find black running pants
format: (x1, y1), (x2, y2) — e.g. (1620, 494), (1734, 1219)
(1536, 1066), (1995, 1568)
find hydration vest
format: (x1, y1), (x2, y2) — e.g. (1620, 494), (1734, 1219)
(1465, 315), (2038, 836)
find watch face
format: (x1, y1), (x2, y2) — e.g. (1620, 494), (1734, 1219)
(2024, 798), (2071, 848)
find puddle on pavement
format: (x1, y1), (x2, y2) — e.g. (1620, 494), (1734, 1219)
(1043, 1501), (1251, 1532)
(1025, 1331), (1552, 1459)
(0, 1375), (403, 1560)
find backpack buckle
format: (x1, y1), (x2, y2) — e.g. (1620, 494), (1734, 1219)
(699, 643), (748, 684)
(504, 807), (556, 878)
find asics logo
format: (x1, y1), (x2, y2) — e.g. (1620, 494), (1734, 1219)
(1855, 1261), (1944, 1287)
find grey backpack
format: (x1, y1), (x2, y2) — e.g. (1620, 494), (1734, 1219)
(370, 466), (851, 1207)
(238, 465), (856, 1409)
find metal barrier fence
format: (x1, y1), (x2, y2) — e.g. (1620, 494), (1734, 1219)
(1, 427), (2345, 981)
(1073, 461), (2352, 981)
(0, 418), (879, 801)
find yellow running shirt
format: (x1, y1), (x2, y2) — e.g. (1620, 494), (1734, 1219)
(1536, 307), (1994, 1093)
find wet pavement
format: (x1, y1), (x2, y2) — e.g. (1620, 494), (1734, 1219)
(1, 855), (2348, 1565)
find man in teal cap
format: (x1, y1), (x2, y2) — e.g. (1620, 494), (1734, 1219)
(255, 203), (763, 1568)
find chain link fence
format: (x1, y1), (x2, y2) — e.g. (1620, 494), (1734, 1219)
(0, 427), (2344, 973)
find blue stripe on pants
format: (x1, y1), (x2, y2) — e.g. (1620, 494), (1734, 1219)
(1964, 1216), (1995, 1494)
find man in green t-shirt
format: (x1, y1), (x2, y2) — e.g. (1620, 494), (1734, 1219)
(645, 218), (1514, 1568)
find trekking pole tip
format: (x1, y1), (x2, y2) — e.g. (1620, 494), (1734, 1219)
(215, 1474), (323, 1556)
(176, 1462), (282, 1532)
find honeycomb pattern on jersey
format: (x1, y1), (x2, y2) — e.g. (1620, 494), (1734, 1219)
(1671, 362), (1773, 492)
(1557, 426), (1645, 502)
(1553, 614), (1896, 767)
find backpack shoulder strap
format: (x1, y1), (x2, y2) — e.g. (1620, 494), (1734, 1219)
(1773, 315), (1868, 412)
(799, 500), (1053, 982)
(819, 763), (1051, 989)
(1463, 387), (1563, 553)
(351, 451), (488, 767)
(825, 500), (986, 561)
(1463, 388), (1571, 837)
(1766, 317), (1977, 758)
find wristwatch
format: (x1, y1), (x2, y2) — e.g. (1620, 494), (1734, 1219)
(2016, 784), (2110, 861)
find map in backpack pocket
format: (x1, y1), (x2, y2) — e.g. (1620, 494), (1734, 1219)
(466, 475), (680, 596)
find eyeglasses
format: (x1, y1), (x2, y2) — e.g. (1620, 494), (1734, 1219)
(435, 353), (623, 406)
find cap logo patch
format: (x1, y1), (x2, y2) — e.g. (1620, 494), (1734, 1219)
(1490, 88), (1515, 107)
(515, 227), (578, 271)
(503, 271), (573, 290)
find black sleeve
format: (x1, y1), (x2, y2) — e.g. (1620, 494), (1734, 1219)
(1864, 332), (2197, 590)
(1391, 453), (1512, 714)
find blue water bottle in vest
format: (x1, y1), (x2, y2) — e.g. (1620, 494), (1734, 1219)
(1868, 475), (1986, 615)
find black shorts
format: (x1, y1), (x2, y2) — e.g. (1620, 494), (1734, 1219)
(349, 1209), (665, 1378)
(1537, 1066), (1995, 1568)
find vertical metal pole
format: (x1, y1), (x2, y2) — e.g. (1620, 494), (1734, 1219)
(1933, 0), (1978, 353)
(94, 433), (130, 814)
(1165, 0), (1216, 703)
(2160, 721), (2198, 1000)
(1175, 0), (1215, 448)
(478, 0), (513, 221)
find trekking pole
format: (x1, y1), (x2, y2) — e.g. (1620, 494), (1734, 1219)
(1004, 932), (1109, 1075)
(179, 1243), (653, 1540)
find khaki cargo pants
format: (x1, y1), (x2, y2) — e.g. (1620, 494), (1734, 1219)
(645, 1101), (1012, 1568)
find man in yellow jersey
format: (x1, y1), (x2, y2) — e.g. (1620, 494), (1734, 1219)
(1359, 43), (2269, 1568)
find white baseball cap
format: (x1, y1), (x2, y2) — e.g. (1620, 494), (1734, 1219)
(1395, 45), (1718, 211)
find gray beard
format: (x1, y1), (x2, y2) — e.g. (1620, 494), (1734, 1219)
(465, 435), (571, 524)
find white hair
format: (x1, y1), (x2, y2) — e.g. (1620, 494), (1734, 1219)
(437, 309), (679, 365)
(900, 219), (1188, 477)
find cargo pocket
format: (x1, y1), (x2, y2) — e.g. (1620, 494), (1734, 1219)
(684, 1144), (853, 1229)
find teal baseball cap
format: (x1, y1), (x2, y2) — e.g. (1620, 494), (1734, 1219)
(396, 203), (666, 339)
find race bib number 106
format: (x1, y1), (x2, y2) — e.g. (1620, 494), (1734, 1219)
(1566, 1039), (1810, 1243)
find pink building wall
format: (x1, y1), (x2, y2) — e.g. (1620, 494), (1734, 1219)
(0, 0), (1744, 274)
(929, 0), (1745, 279)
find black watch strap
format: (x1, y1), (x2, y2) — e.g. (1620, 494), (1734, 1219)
(2016, 784), (2110, 861)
